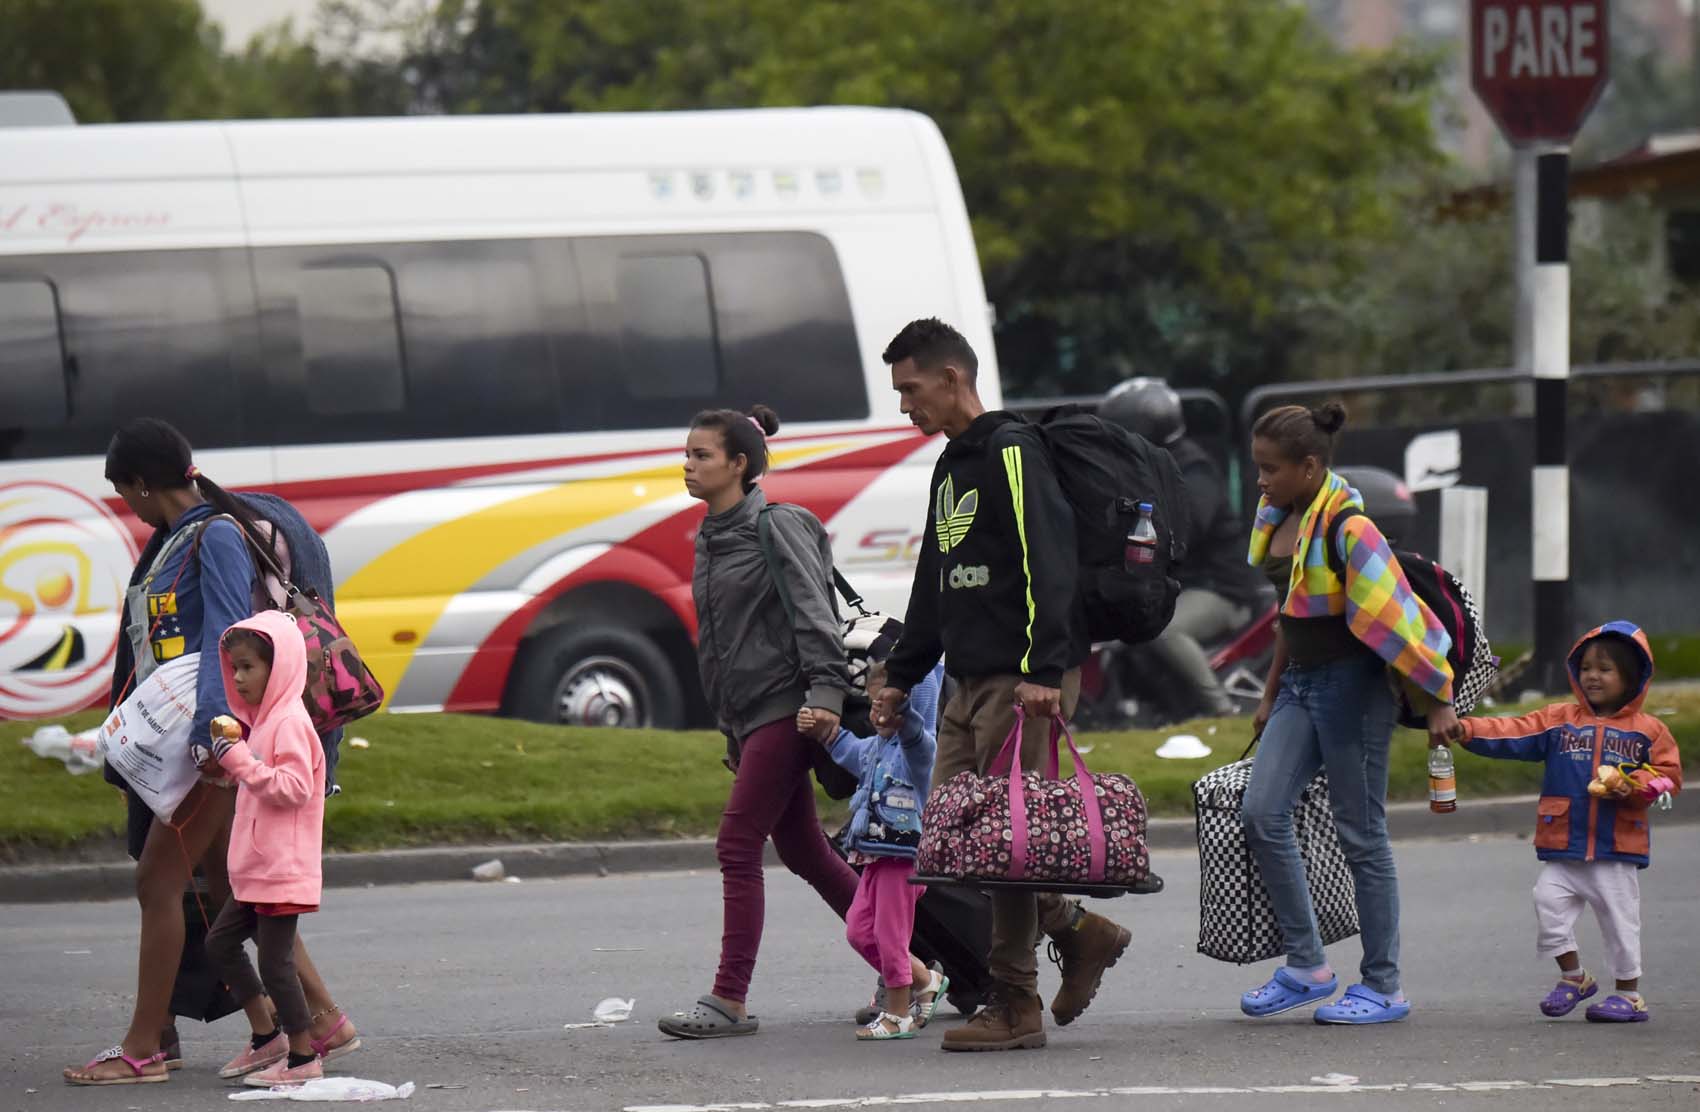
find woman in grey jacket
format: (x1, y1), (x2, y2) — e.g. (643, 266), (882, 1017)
(659, 405), (862, 1039)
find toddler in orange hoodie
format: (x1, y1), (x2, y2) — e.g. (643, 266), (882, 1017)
(196, 611), (327, 1087)
(1445, 622), (1681, 1023)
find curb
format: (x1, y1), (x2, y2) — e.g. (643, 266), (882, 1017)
(3, 796), (1691, 905)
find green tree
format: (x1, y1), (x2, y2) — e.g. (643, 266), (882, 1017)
(5, 0), (1460, 397)
(350, 0), (1447, 396)
(213, 23), (411, 119)
(0, 0), (223, 122)
(1292, 192), (1700, 381)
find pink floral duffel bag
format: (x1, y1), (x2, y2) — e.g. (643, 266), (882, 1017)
(917, 708), (1150, 886)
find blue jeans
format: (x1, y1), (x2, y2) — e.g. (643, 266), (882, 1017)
(1241, 652), (1401, 994)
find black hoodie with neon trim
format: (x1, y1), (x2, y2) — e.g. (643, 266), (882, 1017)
(885, 411), (1089, 691)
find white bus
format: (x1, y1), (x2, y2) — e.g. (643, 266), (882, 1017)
(0, 106), (998, 727)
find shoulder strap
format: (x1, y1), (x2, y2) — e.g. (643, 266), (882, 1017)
(140, 521), (202, 590)
(1323, 507), (1363, 578)
(756, 506), (798, 626)
(758, 504), (868, 616)
(203, 513), (301, 601)
(831, 567), (867, 616)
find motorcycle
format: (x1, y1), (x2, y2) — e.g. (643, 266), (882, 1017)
(1077, 466), (1417, 730)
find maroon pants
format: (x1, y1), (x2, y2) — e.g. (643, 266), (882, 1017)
(712, 718), (860, 1004)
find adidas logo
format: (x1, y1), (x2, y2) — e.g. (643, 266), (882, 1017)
(935, 475), (978, 553)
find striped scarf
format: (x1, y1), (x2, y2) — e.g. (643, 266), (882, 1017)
(1248, 471), (1455, 702)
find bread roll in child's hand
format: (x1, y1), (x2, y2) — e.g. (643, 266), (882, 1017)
(195, 715), (242, 767)
(1589, 765), (1632, 799)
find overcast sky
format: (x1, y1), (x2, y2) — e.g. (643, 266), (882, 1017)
(202, 0), (321, 48)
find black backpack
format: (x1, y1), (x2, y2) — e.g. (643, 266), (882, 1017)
(1029, 406), (1190, 645)
(1325, 508), (1499, 726)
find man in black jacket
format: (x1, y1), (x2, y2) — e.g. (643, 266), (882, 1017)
(873, 318), (1131, 1052)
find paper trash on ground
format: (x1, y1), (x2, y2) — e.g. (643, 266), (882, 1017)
(229, 1078), (414, 1101)
(1155, 734), (1212, 760)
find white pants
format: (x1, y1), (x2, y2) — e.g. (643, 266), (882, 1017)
(1533, 860), (1642, 981)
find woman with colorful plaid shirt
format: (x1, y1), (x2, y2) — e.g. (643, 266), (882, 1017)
(1234, 403), (1458, 1027)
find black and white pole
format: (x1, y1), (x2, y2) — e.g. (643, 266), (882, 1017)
(1516, 144), (1570, 693)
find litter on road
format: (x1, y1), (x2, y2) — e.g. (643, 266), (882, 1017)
(228, 1077), (415, 1101)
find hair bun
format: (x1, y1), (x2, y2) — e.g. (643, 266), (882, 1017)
(749, 404), (781, 437)
(1310, 401), (1347, 436)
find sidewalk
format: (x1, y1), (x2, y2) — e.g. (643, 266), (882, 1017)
(10, 793), (1687, 904)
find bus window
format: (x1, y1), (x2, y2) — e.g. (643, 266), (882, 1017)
(300, 264), (407, 417)
(0, 250), (246, 458)
(707, 232), (866, 423)
(576, 231), (865, 430)
(616, 254), (720, 402)
(0, 279), (68, 427)
(398, 242), (561, 437)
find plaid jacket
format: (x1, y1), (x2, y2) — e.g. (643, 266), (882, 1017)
(1248, 471), (1455, 702)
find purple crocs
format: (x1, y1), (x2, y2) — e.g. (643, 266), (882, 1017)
(1540, 975), (1597, 1017)
(1584, 994), (1649, 1023)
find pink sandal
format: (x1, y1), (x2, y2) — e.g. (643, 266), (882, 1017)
(219, 1032), (288, 1079)
(64, 1046), (169, 1086)
(310, 1014), (362, 1063)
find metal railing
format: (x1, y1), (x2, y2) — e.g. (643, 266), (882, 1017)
(1238, 359), (1700, 431)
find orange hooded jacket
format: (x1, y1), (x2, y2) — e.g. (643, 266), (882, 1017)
(1461, 622), (1681, 868)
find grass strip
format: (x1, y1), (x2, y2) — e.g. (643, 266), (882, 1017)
(5, 688), (1694, 856)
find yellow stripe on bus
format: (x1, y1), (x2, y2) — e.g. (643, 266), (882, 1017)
(336, 442), (856, 702)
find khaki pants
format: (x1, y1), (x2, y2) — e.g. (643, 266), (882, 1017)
(933, 670), (1083, 992)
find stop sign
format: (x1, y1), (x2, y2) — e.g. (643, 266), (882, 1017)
(1472, 0), (1610, 143)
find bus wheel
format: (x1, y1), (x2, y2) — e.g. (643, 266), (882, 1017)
(509, 625), (685, 730)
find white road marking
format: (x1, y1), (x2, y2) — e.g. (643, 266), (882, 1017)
(623, 1075), (1697, 1112)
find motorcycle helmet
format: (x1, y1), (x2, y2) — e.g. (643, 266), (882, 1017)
(1334, 466), (1415, 547)
(1099, 377), (1185, 446)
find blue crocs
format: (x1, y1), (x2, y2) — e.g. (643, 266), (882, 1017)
(1240, 966), (1339, 1018)
(1315, 984), (1412, 1025)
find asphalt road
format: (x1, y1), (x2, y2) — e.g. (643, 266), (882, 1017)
(5, 829), (1699, 1112)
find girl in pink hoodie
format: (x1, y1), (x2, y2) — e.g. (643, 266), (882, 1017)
(197, 611), (328, 1088)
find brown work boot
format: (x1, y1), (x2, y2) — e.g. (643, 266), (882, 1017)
(1047, 910), (1132, 1026)
(941, 984), (1046, 1052)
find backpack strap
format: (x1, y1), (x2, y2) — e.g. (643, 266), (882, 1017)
(758, 504), (868, 617)
(756, 506), (798, 626)
(1322, 507), (1364, 579)
(204, 513), (311, 607)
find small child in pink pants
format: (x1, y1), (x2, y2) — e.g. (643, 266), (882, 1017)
(800, 661), (945, 1041)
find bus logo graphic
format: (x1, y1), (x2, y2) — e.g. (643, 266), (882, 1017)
(0, 481), (137, 719)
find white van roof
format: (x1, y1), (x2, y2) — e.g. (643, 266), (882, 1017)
(0, 107), (958, 250)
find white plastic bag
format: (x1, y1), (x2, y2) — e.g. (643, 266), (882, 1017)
(97, 653), (201, 819)
(593, 997), (636, 1023)
(20, 724), (104, 774)
(228, 1078), (415, 1101)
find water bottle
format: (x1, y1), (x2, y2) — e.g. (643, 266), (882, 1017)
(1428, 745), (1457, 813)
(1124, 501), (1158, 568)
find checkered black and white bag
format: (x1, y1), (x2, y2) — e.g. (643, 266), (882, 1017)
(1193, 759), (1360, 964)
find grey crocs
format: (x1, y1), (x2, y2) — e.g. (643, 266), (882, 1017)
(658, 995), (760, 1040)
